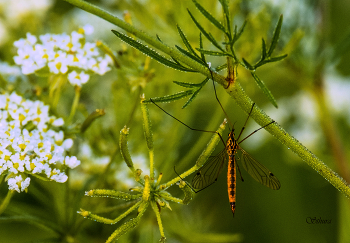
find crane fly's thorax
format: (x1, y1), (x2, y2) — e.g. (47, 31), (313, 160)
(226, 131), (238, 157)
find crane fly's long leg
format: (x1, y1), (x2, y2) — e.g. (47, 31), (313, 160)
(227, 155), (237, 217)
(207, 66), (233, 128)
(236, 103), (255, 141)
(238, 120), (275, 144)
(149, 98), (226, 146)
(238, 147), (281, 190)
(191, 149), (227, 192)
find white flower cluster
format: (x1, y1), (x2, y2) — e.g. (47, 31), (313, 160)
(13, 25), (112, 87)
(0, 92), (80, 193)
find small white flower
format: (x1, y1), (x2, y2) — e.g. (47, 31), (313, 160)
(8, 175), (31, 193)
(52, 117), (64, 126)
(67, 70), (90, 86)
(62, 138), (73, 149)
(65, 156), (80, 169)
(50, 169), (68, 183)
(48, 51), (69, 74)
(0, 159), (8, 174)
(83, 24), (94, 35)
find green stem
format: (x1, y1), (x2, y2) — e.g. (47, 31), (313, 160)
(68, 85), (81, 123)
(150, 201), (165, 240)
(64, 0), (350, 198)
(0, 190), (15, 215)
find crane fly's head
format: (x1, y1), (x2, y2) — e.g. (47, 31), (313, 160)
(227, 121), (237, 137)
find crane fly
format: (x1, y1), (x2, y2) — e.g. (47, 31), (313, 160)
(149, 67), (280, 216)
(191, 103), (280, 216)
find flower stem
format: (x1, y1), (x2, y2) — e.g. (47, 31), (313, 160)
(0, 190), (15, 215)
(68, 85), (81, 123)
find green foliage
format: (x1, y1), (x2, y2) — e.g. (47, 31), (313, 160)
(1, 0), (349, 242)
(111, 30), (195, 72)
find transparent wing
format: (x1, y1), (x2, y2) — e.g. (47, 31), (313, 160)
(192, 149), (227, 191)
(239, 148), (280, 190)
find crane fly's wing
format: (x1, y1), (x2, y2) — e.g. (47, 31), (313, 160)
(239, 148), (280, 190)
(192, 149), (227, 191)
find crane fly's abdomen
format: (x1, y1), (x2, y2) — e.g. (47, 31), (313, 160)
(227, 155), (236, 216)
(226, 132), (237, 216)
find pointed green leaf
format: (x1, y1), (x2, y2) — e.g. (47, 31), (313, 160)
(261, 38), (267, 60)
(171, 57), (198, 72)
(182, 85), (203, 109)
(267, 15), (283, 57)
(218, 0), (231, 35)
(144, 90), (194, 104)
(268, 54), (288, 62)
(199, 33), (206, 62)
(173, 79), (207, 88)
(232, 20), (247, 44)
(192, 0), (226, 33)
(187, 10), (225, 52)
(175, 45), (206, 65)
(111, 30), (194, 72)
(176, 25), (199, 57)
(196, 48), (230, 57)
(242, 58), (254, 70)
(215, 63), (227, 71)
(255, 54), (288, 68)
(156, 34), (163, 42)
(254, 38), (267, 68)
(251, 72), (278, 108)
(181, 77), (209, 108)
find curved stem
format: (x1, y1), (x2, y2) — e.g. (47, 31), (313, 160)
(63, 0), (350, 198)
(0, 190), (15, 215)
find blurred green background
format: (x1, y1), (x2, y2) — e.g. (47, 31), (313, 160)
(0, 0), (349, 242)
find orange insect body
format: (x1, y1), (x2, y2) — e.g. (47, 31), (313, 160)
(226, 132), (237, 216)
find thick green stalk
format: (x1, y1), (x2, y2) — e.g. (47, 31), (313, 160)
(64, 0), (350, 197)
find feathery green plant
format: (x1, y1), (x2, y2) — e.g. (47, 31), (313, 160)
(63, 0), (350, 200)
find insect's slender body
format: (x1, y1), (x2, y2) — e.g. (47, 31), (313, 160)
(226, 131), (237, 215)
